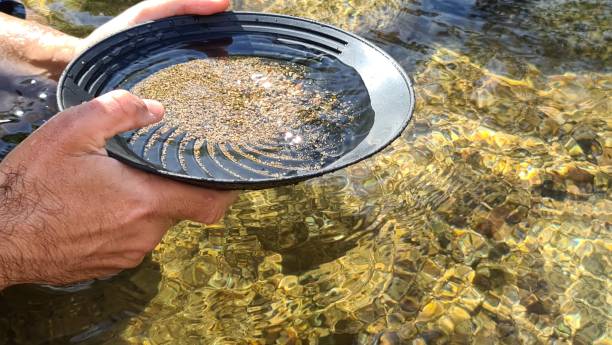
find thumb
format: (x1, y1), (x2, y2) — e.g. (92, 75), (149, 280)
(49, 90), (164, 150)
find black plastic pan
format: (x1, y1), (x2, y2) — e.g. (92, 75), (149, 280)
(57, 12), (415, 190)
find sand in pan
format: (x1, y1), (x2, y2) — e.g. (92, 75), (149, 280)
(130, 57), (350, 147)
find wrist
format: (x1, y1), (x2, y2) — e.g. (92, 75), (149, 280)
(0, 12), (81, 79)
(0, 247), (11, 289)
(0, 241), (16, 290)
(0, 166), (26, 289)
(30, 24), (81, 80)
(0, 217), (20, 290)
(48, 37), (81, 79)
(0, 178), (14, 290)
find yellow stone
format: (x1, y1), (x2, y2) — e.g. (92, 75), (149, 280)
(437, 316), (455, 334)
(417, 301), (444, 322)
(449, 306), (471, 323)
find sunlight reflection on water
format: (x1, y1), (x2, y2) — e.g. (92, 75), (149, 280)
(1, 0), (610, 344)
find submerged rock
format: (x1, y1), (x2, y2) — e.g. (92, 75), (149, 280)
(109, 48), (611, 344)
(1, 1), (610, 345)
(233, 0), (402, 32)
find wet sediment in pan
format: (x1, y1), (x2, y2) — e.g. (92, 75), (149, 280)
(128, 56), (369, 176)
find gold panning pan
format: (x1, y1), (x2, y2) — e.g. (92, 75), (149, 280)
(57, 12), (414, 189)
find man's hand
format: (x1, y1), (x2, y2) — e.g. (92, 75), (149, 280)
(78, 0), (230, 54)
(0, 0), (230, 78)
(0, 90), (237, 289)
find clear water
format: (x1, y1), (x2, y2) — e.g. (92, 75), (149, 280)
(1, 0), (610, 344)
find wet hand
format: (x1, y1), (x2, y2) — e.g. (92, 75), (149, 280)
(0, 90), (238, 289)
(0, 0), (228, 79)
(77, 0), (230, 54)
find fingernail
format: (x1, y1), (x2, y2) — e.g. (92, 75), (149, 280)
(143, 99), (165, 120)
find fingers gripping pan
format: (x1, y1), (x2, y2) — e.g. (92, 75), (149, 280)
(58, 12), (415, 190)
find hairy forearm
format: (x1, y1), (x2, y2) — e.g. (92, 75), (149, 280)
(0, 162), (67, 290)
(0, 12), (80, 79)
(0, 170), (18, 290)
(0, 165), (36, 290)
(0, 235), (12, 289)
(0, 233), (19, 290)
(0, 165), (24, 290)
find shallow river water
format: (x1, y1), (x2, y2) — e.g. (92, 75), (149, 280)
(0, 0), (610, 344)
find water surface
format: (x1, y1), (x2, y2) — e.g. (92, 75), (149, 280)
(0, 0), (610, 344)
